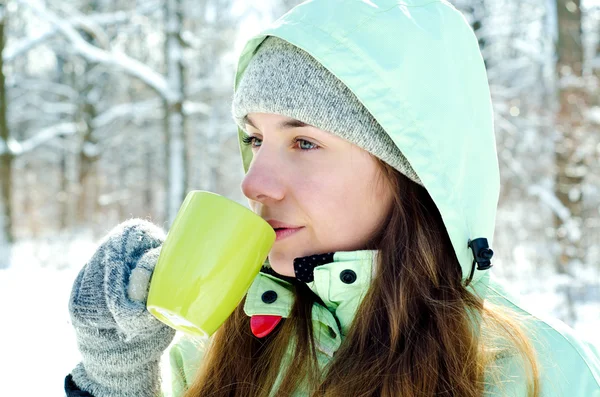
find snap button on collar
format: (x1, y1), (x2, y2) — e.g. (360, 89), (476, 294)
(327, 325), (337, 339)
(262, 290), (278, 304)
(340, 269), (357, 284)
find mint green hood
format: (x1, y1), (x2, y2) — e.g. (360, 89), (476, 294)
(218, 1), (600, 395)
(233, 0), (499, 289)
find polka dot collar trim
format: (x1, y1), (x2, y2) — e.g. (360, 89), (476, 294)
(258, 252), (336, 283)
(293, 252), (335, 282)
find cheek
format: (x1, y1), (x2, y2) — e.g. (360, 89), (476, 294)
(308, 166), (375, 240)
(326, 161), (390, 244)
(290, 153), (390, 250)
(293, 167), (345, 231)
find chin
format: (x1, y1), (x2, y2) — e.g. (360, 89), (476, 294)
(268, 254), (295, 277)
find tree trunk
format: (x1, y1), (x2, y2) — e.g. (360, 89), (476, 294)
(144, 126), (154, 214)
(75, 2), (101, 227)
(164, 0), (187, 226)
(554, 0), (586, 324)
(206, 99), (218, 192)
(76, 118), (98, 225)
(594, 18), (600, 106)
(59, 141), (69, 230)
(0, 7), (13, 268)
(56, 56), (70, 231)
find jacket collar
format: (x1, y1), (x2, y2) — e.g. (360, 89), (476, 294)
(242, 249), (490, 358)
(243, 250), (377, 342)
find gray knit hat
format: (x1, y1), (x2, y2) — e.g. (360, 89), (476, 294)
(231, 36), (423, 187)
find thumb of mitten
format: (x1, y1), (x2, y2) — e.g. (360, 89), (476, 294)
(127, 246), (161, 303)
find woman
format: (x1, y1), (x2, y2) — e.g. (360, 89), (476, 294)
(65, 0), (600, 396)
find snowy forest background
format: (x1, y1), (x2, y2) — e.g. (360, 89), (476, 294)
(0, 0), (599, 394)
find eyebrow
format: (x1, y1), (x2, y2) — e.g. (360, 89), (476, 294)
(244, 115), (310, 130)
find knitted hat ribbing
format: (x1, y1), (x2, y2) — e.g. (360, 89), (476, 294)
(231, 36), (423, 187)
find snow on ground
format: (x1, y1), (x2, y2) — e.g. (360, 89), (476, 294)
(0, 233), (96, 396)
(0, 233), (598, 396)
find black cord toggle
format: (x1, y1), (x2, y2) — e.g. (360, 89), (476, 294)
(465, 238), (494, 286)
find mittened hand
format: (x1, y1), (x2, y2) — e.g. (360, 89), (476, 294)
(68, 219), (176, 397)
(69, 218), (170, 338)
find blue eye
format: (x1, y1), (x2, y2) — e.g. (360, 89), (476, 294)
(241, 135), (262, 147)
(293, 138), (319, 151)
(241, 135), (319, 151)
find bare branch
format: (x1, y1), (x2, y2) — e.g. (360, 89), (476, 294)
(5, 122), (79, 157)
(10, 78), (78, 100)
(4, 1), (163, 63)
(3, 29), (58, 63)
(17, 0), (173, 102)
(183, 101), (211, 117)
(92, 98), (162, 129)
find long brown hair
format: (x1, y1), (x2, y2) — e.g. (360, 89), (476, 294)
(184, 159), (540, 396)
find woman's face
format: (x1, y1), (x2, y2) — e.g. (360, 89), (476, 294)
(241, 112), (394, 277)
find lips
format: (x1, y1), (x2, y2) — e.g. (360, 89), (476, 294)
(273, 227), (302, 241)
(265, 219), (304, 241)
(265, 219), (301, 229)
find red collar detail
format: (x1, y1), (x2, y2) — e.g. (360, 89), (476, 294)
(250, 315), (283, 338)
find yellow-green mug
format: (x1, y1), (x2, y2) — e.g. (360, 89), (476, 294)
(147, 190), (275, 338)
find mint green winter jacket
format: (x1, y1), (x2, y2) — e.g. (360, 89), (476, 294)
(161, 0), (600, 395)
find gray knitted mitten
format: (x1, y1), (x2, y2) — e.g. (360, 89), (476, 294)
(69, 219), (176, 397)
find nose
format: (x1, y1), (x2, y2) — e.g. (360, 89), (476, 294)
(241, 150), (286, 204)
